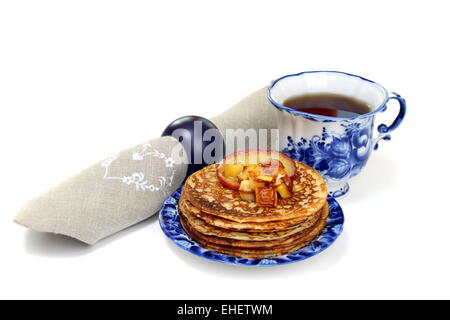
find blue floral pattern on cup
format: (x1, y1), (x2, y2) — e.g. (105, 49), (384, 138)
(159, 187), (345, 267)
(283, 122), (374, 197)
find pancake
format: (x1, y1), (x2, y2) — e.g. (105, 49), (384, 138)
(190, 237), (320, 259)
(179, 198), (326, 242)
(180, 198), (314, 232)
(182, 161), (327, 223)
(180, 207), (328, 259)
(180, 203), (328, 249)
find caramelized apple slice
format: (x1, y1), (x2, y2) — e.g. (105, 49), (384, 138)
(239, 179), (254, 193)
(221, 150), (296, 177)
(223, 163), (244, 177)
(255, 186), (278, 207)
(260, 159), (283, 176)
(216, 165), (240, 190)
(283, 175), (292, 187)
(239, 179), (265, 202)
(239, 191), (255, 202)
(250, 179), (265, 190)
(239, 179), (265, 192)
(256, 175), (275, 183)
(276, 182), (293, 199)
(237, 165), (257, 181)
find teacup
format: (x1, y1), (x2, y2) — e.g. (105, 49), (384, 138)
(268, 71), (406, 197)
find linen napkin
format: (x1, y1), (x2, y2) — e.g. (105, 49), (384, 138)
(14, 86), (278, 244)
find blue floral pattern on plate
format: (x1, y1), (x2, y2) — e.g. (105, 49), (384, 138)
(159, 187), (344, 267)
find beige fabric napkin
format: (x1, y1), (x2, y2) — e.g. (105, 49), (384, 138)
(211, 87), (277, 136)
(14, 86), (278, 244)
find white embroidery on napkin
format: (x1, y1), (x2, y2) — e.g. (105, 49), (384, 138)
(101, 143), (176, 192)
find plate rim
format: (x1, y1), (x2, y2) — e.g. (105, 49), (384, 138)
(159, 186), (344, 267)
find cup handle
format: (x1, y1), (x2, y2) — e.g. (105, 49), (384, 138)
(373, 92), (407, 150)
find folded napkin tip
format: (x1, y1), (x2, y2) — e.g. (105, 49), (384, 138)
(13, 213), (96, 246)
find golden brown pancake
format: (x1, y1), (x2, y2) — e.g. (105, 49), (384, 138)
(180, 198), (316, 232)
(182, 161), (327, 223)
(179, 199), (326, 242)
(180, 207), (328, 259)
(180, 203), (328, 249)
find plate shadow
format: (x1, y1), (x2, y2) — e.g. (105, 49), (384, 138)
(165, 231), (349, 278)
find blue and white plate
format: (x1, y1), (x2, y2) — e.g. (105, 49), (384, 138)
(159, 187), (344, 267)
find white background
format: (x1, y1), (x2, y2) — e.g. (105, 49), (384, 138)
(1, 0), (449, 300)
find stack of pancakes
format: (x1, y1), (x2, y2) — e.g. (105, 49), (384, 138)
(179, 160), (329, 259)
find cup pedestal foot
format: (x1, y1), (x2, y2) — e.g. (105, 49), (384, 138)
(327, 181), (349, 198)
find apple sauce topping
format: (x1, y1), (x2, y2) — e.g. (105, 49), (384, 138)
(216, 150), (296, 208)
